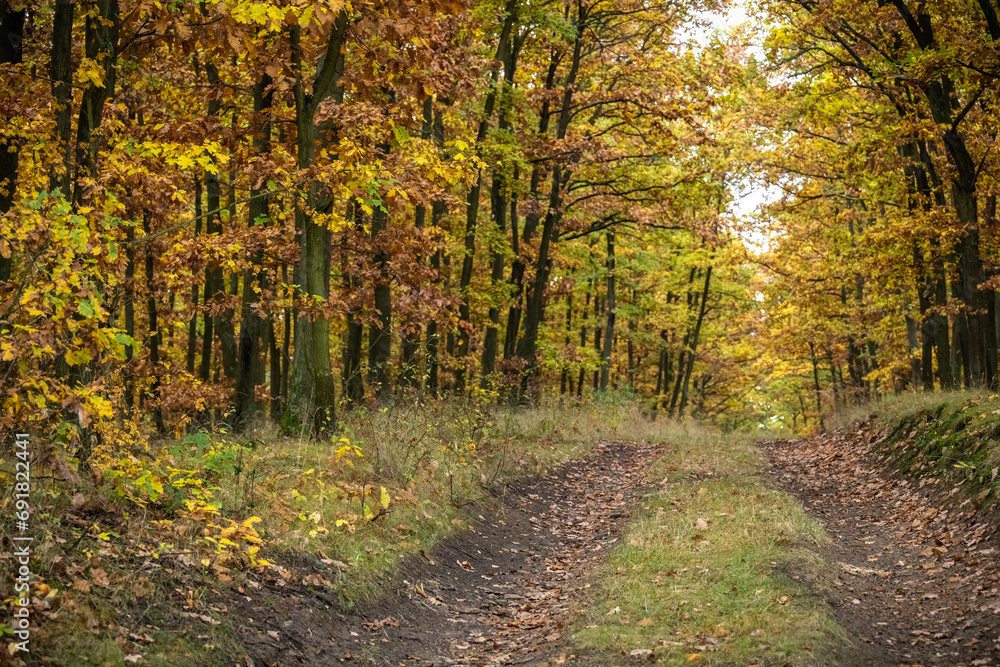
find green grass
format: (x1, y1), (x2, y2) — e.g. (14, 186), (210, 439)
(573, 428), (847, 666)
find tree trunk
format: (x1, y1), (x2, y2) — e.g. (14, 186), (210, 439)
(0, 6), (24, 283)
(143, 214), (164, 433)
(73, 0), (118, 208)
(286, 15), (348, 435)
(678, 266), (712, 418)
(576, 281), (591, 398)
(592, 294), (603, 390)
(905, 314), (921, 390)
(186, 179), (203, 375)
(343, 203), (365, 405)
(425, 103), (447, 397)
(810, 343), (826, 433)
(124, 225), (135, 407)
(235, 74), (274, 426)
(599, 232), (616, 391)
(455, 1), (518, 390)
(49, 0), (73, 196)
(400, 98), (435, 390)
(368, 157), (393, 401)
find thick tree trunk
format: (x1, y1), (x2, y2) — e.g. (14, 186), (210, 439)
(286, 15), (348, 435)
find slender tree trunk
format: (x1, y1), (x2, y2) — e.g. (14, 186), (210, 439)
(576, 281), (591, 398)
(514, 9), (586, 402)
(235, 74), (274, 426)
(0, 6), (24, 283)
(826, 347), (840, 408)
(124, 226), (135, 407)
(280, 264), (291, 414)
(810, 342), (825, 433)
(72, 0), (118, 208)
(504, 51), (560, 362)
(456, 1), (517, 390)
(143, 214), (164, 432)
(425, 103), (447, 397)
(217, 159), (239, 381)
(559, 294), (573, 395)
(678, 266), (712, 418)
(905, 314), (922, 390)
(599, 232), (616, 391)
(187, 179), (203, 375)
(368, 152), (393, 401)
(592, 295), (603, 390)
(399, 98), (435, 390)
(343, 204), (365, 405)
(269, 321), (282, 423)
(49, 0), (73, 196)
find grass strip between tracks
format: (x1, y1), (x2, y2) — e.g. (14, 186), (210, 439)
(573, 427), (848, 666)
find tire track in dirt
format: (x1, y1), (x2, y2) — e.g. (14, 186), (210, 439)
(232, 441), (661, 667)
(764, 431), (1000, 667)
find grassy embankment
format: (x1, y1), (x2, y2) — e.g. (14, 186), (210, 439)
(573, 424), (847, 666)
(833, 389), (1000, 518)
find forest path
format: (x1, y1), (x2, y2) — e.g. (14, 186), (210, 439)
(234, 441), (660, 667)
(764, 433), (1000, 667)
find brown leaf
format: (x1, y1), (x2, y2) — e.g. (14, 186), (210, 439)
(91, 568), (109, 588)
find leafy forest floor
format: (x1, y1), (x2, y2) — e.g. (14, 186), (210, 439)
(12, 396), (1000, 666)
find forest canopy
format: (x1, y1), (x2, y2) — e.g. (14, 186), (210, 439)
(2, 0), (1000, 443)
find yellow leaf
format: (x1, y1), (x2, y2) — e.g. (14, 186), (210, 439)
(380, 486), (391, 509)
